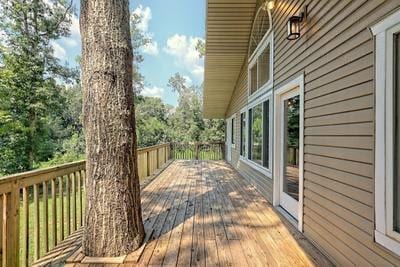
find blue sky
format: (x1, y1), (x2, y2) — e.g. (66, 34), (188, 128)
(54, 0), (206, 106)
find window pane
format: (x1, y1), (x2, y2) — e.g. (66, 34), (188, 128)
(262, 100), (269, 168)
(248, 109), (252, 159)
(250, 103), (263, 165)
(240, 113), (246, 156)
(394, 33), (400, 233)
(283, 95), (300, 201)
(250, 64), (258, 94)
(231, 118), (235, 144)
(258, 44), (270, 88)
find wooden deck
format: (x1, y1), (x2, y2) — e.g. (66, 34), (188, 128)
(35, 160), (332, 266)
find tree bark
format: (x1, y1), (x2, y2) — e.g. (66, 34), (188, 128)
(80, 0), (144, 257)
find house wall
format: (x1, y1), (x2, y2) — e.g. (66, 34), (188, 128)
(224, 0), (400, 265)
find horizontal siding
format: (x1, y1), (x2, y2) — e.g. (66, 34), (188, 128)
(221, 0), (400, 264)
(272, 0), (400, 265)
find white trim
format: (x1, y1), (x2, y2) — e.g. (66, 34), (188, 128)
(246, 90), (273, 177)
(240, 157), (272, 178)
(248, 7), (273, 61)
(239, 108), (248, 158)
(371, 9), (400, 35)
(375, 231), (400, 256)
(373, 10), (400, 256)
(273, 74), (304, 232)
(248, 32), (274, 104)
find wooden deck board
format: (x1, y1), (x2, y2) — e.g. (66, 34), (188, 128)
(37, 160), (333, 267)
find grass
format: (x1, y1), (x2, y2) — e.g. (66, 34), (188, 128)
(19, 191), (85, 266)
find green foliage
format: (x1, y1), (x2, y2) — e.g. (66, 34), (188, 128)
(135, 96), (172, 147)
(0, 3), (224, 176)
(0, 0), (78, 174)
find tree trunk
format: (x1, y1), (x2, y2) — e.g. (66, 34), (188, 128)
(80, 0), (144, 257)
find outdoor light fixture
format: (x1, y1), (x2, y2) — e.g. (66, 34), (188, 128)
(262, 1), (275, 10)
(266, 1), (275, 10)
(287, 6), (307, 40)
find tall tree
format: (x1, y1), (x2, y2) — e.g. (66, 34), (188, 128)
(80, 0), (144, 257)
(0, 0), (77, 173)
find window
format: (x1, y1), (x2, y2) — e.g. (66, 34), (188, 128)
(231, 117), (235, 145)
(248, 37), (273, 99)
(248, 5), (273, 100)
(240, 112), (246, 156)
(258, 44), (270, 88)
(248, 99), (270, 170)
(372, 10), (400, 256)
(395, 32), (400, 234)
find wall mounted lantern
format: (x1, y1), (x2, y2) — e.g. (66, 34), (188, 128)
(287, 6), (307, 40)
(262, 0), (275, 11)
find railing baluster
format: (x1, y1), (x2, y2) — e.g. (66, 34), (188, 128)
(21, 187), (29, 267)
(77, 171), (82, 228)
(66, 175), (70, 236)
(2, 193), (8, 267)
(43, 181), (49, 253)
(59, 176), (64, 241)
(81, 170), (86, 223)
(33, 184), (39, 261)
(51, 179), (57, 248)
(71, 173), (76, 232)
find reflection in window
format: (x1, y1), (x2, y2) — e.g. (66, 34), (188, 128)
(394, 33), (400, 233)
(258, 44), (270, 88)
(250, 65), (258, 94)
(231, 117), (235, 145)
(240, 113), (246, 156)
(248, 100), (270, 169)
(283, 95), (300, 201)
(251, 103), (262, 165)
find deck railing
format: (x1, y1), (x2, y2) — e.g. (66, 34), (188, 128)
(171, 142), (224, 160)
(0, 141), (225, 266)
(0, 143), (171, 267)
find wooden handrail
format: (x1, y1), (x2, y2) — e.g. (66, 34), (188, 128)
(0, 143), (172, 267)
(171, 141), (225, 160)
(0, 141), (226, 266)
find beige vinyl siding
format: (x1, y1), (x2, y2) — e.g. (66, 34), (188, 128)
(223, 0), (400, 265)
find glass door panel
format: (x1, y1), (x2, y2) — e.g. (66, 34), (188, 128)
(283, 95), (300, 201)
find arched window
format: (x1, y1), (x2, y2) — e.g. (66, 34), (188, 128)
(248, 4), (273, 99)
(249, 5), (272, 58)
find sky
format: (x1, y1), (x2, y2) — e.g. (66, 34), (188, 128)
(54, 0), (206, 106)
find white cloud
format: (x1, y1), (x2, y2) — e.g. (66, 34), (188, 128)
(141, 86), (164, 98)
(142, 41), (159, 55)
(51, 41), (67, 60)
(65, 14), (80, 47)
(164, 34), (204, 81)
(182, 75), (192, 86)
(133, 5), (152, 32)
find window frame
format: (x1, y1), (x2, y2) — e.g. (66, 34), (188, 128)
(240, 91), (273, 178)
(228, 114), (236, 149)
(240, 107), (247, 158)
(248, 32), (274, 103)
(372, 9), (400, 256)
(231, 117), (235, 145)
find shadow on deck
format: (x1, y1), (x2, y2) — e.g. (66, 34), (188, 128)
(34, 160), (332, 266)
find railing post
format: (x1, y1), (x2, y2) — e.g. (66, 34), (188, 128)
(156, 148), (160, 169)
(146, 151), (150, 177)
(195, 142), (199, 160)
(4, 181), (19, 267)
